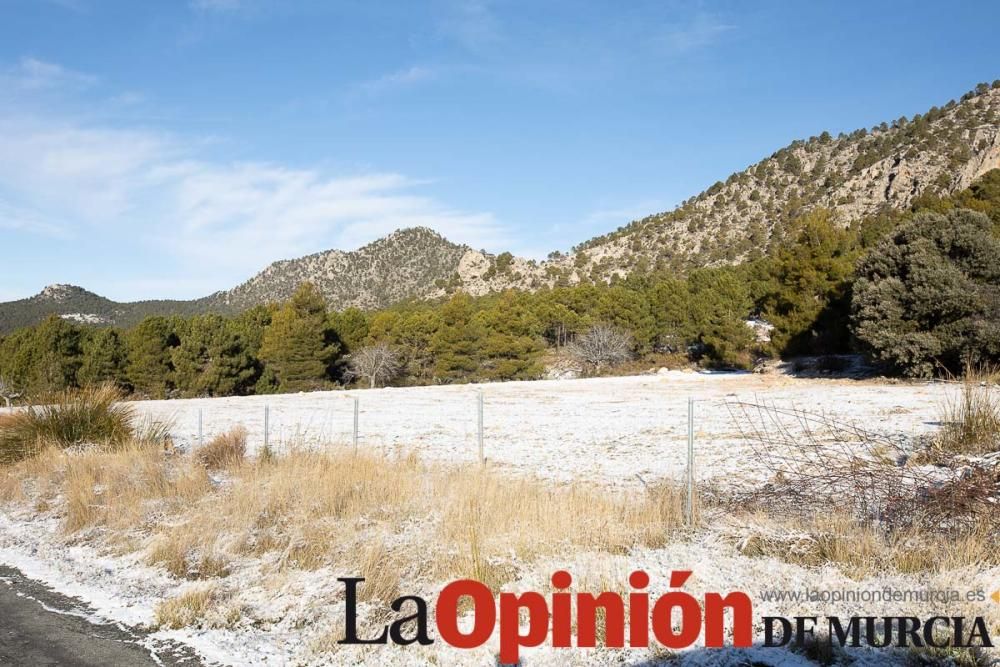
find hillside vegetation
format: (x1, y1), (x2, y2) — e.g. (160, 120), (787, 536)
(1, 169), (999, 398)
(2, 82), (998, 334)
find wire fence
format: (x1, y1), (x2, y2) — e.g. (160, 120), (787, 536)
(4, 376), (963, 528)
(129, 385), (883, 529)
(131, 385), (744, 518)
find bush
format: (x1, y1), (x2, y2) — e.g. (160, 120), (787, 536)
(194, 427), (247, 470)
(568, 324), (633, 372)
(851, 209), (1000, 377)
(0, 384), (159, 464)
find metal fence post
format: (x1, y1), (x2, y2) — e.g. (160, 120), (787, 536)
(477, 390), (484, 465)
(264, 404), (270, 451)
(353, 396), (359, 453)
(686, 396), (695, 526)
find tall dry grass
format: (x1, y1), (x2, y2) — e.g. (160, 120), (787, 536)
(146, 448), (685, 593)
(2, 438), (687, 608)
(925, 370), (1000, 460)
(0, 384), (171, 464)
(0, 442), (212, 533)
(194, 426), (247, 470)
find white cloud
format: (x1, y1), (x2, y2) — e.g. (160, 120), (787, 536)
(437, 0), (502, 52)
(656, 14), (735, 53)
(354, 66), (437, 97)
(4, 57), (97, 91)
(0, 59), (511, 299)
(0, 198), (70, 238)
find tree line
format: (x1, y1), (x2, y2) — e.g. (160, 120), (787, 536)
(1, 171), (998, 400)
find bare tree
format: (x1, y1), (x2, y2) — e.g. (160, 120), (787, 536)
(0, 375), (21, 409)
(347, 344), (402, 388)
(569, 324), (633, 371)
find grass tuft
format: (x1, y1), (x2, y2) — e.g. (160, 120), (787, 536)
(154, 585), (217, 630)
(194, 427), (247, 470)
(732, 512), (998, 578)
(927, 371), (1000, 459)
(0, 384), (171, 464)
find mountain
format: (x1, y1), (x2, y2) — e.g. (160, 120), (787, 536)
(0, 284), (212, 333)
(561, 83), (1000, 277)
(0, 228), (541, 332)
(2, 81), (999, 333)
(199, 226), (539, 311)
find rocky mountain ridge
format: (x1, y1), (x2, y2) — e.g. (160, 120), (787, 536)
(2, 81), (999, 332)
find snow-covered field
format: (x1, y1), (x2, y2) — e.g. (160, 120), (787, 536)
(3, 372), (996, 667)
(131, 371), (958, 487)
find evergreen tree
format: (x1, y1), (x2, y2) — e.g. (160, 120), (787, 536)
(759, 209), (858, 356)
(648, 277), (692, 353)
(473, 292), (545, 380)
(31, 316), (83, 393)
(329, 307), (369, 355)
(687, 268), (755, 368)
(172, 315), (257, 397)
(126, 316), (178, 398)
(430, 294), (484, 382)
(79, 328), (129, 388)
(852, 209), (1000, 376)
(258, 283), (339, 391)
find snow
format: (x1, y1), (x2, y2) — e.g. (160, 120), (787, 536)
(59, 313), (110, 325)
(131, 373), (959, 488)
(2, 373), (996, 666)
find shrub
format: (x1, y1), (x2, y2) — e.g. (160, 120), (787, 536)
(0, 384), (160, 464)
(194, 427), (247, 470)
(851, 209), (1000, 377)
(731, 402), (1000, 537)
(568, 324), (633, 371)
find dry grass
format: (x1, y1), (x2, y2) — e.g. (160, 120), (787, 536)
(146, 448), (686, 593)
(0, 442), (212, 534)
(154, 584), (217, 629)
(725, 392), (999, 578)
(0, 385), (171, 465)
(194, 426), (247, 470)
(2, 438), (687, 621)
(922, 372), (1000, 461)
(906, 644), (993, 667)
(732, 511), (999, 578)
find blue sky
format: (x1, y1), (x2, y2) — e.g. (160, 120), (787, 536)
(1, 0), (999, 302)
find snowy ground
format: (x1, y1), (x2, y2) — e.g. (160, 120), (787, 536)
(130, 371), (959, 487)
(3, 372), (995, 666)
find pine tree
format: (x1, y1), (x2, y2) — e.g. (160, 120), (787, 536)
(258, 283), (339, 391)
(472, 292), (545, 381)
(172, 315), (257, 397)
(126, 316), (178, 398)
(760, 209), (858, 356)
(32, 315), (83, 393)
(430, 294), (484, 382)
(329, 307), (369, 355)
(79, 328), (129, 388)
(687, 268), (755, 369)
